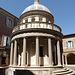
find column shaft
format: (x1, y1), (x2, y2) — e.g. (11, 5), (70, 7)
(48, 38), (53, 66)
(22, 38), (26, 66)
(10, 43), (13, 66)
(57, 40), (61, 65)
(13, 40), (17, 66)
(36, 37), (39, 66)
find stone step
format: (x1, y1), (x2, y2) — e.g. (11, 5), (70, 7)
(53, 69), (69, 73)
(66, 72), (75, 75)
(52, 68), (75, 75)
(54, 70), (73, 75)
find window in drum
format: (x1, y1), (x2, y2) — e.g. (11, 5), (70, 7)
(28, 18), (32, 22)
(42, 17), (46, 22)
(35, 17), (39, 22)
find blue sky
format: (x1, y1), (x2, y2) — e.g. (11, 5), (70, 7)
(0, 0), (75, 35)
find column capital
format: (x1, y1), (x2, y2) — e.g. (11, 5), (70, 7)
(23, 36), (27, 38)
(56, 38), (62, 42)
(47, 36), (52, 39)
(36, 36), (40, 38)
(23, 36), (28, 39)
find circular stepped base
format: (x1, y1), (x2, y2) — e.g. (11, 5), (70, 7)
(52, 68), (75, 75)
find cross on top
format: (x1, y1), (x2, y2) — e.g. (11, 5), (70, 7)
(34, 0), (39, 4)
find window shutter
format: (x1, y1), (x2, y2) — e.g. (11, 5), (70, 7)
(6, 17), (8, 25)
(12, 19), (14, 27)
(3, 36), (7, 46)
(72, 41), (74, 48)
(66, 41), (68, 48)
(7, 37), (10, 46)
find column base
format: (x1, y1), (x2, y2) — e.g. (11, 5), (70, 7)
(9, 65), (13, 67)
(20, 66), (26, 67)
(57, 65), (62, 66)
(30, 65), (40, 67)
(13, 65), (17, 67)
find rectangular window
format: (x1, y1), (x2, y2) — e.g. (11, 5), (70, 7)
(28, 18), (31, 22)
(39, 46), (43, 57)
(2, 35), (10, 47)
(6, 17), (14, 27)
(66, 40), (74, 48)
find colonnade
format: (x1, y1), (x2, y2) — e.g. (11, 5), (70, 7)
(10, 36), (62, 67)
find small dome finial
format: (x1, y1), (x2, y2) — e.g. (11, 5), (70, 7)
(34, 0), (39, 4)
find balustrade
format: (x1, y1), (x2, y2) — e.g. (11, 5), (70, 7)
(12, 23), (61, 33)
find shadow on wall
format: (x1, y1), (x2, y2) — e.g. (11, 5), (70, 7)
(15, 70), (35, 75)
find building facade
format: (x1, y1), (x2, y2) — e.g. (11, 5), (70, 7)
(0, 8), (19, 67)
(63, 33), (75, 65)
(7, 0), (75, 75)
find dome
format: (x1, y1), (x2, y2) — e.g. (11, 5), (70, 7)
(22, 4), (51, 15)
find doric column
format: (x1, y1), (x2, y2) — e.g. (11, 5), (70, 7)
(22, 38), (26, 66)
(57, 40), (61, 66)
(36, 37), (39, 66)
(48, 38), (53, 66)
(10, 43), (13, 66)
(13, 40), (17, 66)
